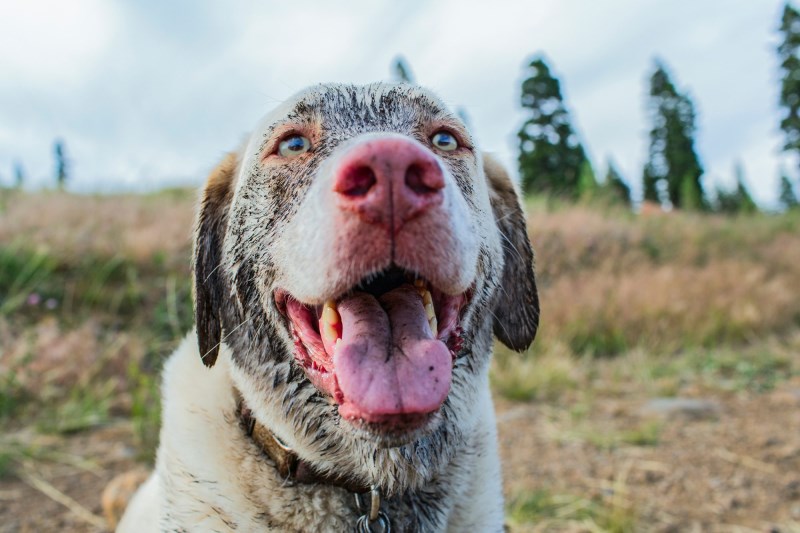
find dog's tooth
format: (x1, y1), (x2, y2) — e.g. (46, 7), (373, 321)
(322, 300), (339, 325)
(321, 321), (338, 345)
(320, 300), (341, 347)
(424, 301), (435, 320)
(415, 280), (427, 297)
(429, 315), (438, 337)
(422, 289), (433, 307)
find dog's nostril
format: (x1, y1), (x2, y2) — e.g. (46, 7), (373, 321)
(337, 166), (376, 197)
(405, 163), (441, 195)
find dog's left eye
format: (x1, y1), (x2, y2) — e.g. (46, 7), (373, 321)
(278, 135), (311, 158)
(431, 131), (458, 152)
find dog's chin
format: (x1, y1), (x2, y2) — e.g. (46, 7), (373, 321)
(344, 410), (442, 449)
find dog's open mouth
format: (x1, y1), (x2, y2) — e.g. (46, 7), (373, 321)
(275, 266), (467, 427)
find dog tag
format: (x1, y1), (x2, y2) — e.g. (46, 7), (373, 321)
(355, 511), (390, 533)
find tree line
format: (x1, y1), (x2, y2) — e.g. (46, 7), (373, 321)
(7, 4), (799, 208)
(5, 139), (69, 190)
(517, 2), (800, 213)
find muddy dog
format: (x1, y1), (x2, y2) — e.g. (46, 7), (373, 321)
(117, 83), (538, 532)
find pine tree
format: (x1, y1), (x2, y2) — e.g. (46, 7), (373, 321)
(392, 56), (415, 83)
(680, 173), (702, 211)
(642, 60), (706, 210)
(779, 174), (799, 209)
(604, 159), (631, 206)
(577, 159), (599, 200)
(14, 162), (25, 189)
(54, 139), (68, 189)
(778, 3), (800, 166)
(733, 163), (758, 213)
(716, 163), (758, 214)
(517, 56), (588, 198)
(643, 167), (659, 204)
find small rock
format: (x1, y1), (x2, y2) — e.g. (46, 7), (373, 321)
(770, 388), (800, 407)
(785, 479), (800, 500)
(641, 398), (721, 421)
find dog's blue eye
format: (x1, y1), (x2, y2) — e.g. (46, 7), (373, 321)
(278, 135), (311, 158)
(431, 131), (458, 152)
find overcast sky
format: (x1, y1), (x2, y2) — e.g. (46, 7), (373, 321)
(0, 0), (793, 206)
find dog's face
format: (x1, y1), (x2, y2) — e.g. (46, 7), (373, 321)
(194, 83), (538, 493)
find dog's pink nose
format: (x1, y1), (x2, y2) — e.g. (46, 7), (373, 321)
(333, 138), (445, 231)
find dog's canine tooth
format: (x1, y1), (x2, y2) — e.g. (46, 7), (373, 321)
(323, 300), (339, 324)
(322, 300), (340, 342)
(420, 287), (434, 307)
(421, 289), (437, 335)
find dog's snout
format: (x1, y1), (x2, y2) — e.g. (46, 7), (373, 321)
(333, 138), (445, 230)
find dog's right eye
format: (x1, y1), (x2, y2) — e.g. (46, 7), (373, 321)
(278, 135), (311, 158)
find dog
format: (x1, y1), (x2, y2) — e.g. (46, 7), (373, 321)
(117, 82), (539, 532)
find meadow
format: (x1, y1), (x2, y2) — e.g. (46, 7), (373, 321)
(0, 188), (798, 532)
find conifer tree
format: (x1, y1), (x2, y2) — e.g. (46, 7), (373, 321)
(679, 174), (702, 211)
(14, 162), (25, 189)
(604, 160), (631, 206)
(54, 139), (68, 189)
(392, 56), (415, 83)
(733, 163), (758, 213)
(642, 60), (706, 210)
(517, 56), (588, 198)
(778, 3), (800, 167)
(577, 159), (599, 200)
(716, 163), (758, 214)
(779, 174), (799, 210)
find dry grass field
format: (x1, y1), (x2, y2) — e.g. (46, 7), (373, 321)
(0, 189), (799, 532)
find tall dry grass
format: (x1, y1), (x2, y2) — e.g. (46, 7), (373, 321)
(526, 202), (800, 356)
(1, 189), (799, 458)
(0, 190), (195, 265)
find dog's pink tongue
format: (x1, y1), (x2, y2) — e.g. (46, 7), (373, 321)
(333, 285), (452, 422)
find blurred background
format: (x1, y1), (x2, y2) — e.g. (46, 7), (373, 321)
(1, 1), (799, 531)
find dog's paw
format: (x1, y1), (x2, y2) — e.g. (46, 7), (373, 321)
(101, 468), (150, 530)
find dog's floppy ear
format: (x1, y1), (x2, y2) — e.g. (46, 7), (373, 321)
(193, 152), (239, 367)
(483, 153), (540, 351)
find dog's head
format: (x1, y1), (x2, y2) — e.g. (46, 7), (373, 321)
(193, 83), (538, 492)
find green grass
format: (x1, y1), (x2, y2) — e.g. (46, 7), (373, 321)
(507, 489), (636, 532)
(582, 421), (662, 450)
(36, 381), (114, 434)
(0, 246), (58, 315)
(491, 347), (578, 402)
(128, 361), (162, 462)
(0, 365), (29, 424)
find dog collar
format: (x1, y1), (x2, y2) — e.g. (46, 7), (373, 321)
(236, 399), (392, 531)
(236, 399), (370, 493)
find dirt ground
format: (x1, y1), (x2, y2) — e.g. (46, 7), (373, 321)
(1, 379), (799, 533)
(497, 379), (800, 532)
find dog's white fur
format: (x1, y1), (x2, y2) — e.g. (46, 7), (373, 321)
(117, 83), (538, 532)
(119, 333), (504, 532)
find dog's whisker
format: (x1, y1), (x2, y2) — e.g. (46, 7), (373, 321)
(202, 262), (225, 283)
(200, 317), (251, 362)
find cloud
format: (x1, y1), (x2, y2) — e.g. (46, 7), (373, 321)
(0, 0), (790, 206)
(0, 0), (119, 86)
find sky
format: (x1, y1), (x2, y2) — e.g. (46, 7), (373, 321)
(0, 0), (794, 206)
